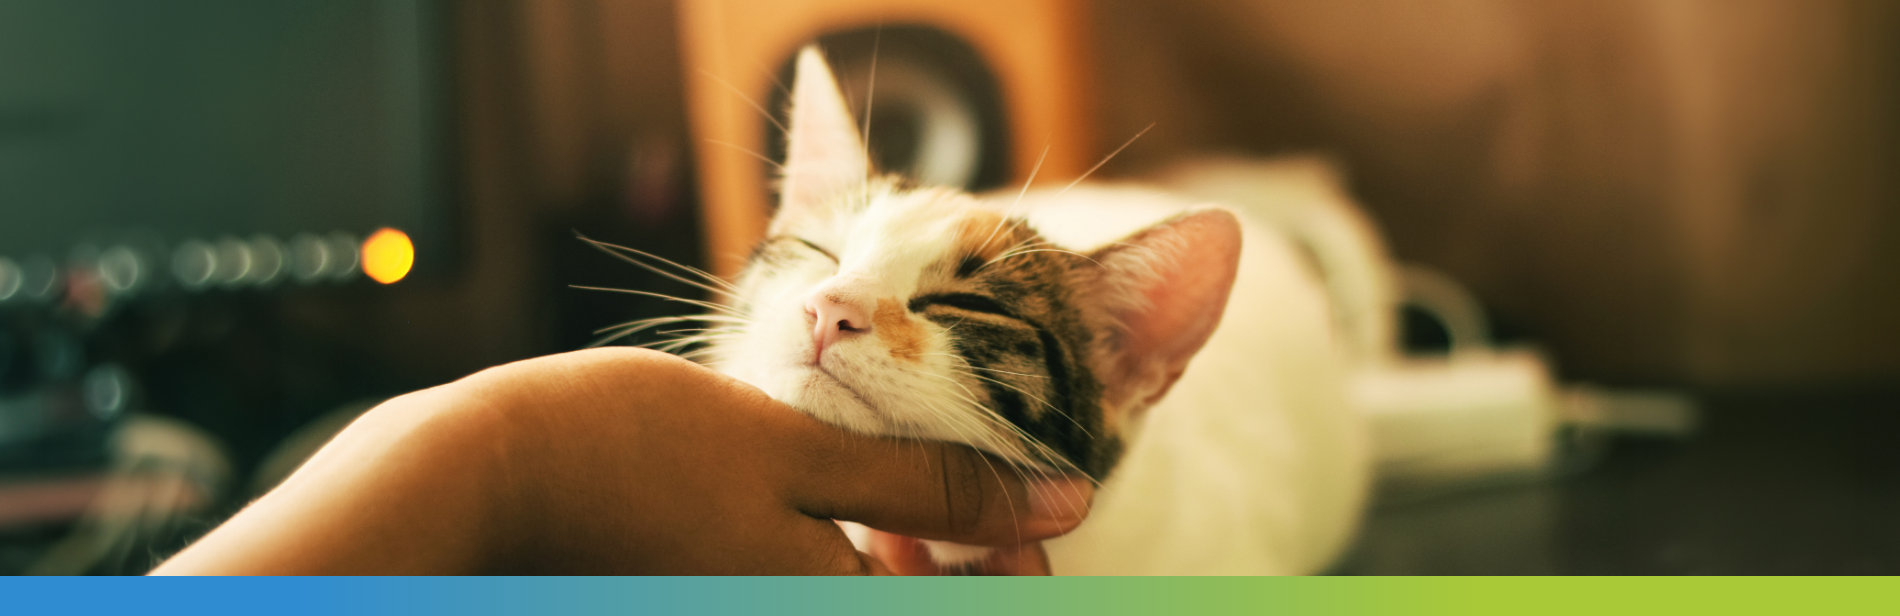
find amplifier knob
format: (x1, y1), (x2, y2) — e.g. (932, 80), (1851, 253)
(98, 245), (146, 295)
(213, 237), (254, 288)
(326, 232), (360, 281)
(173, 240), (218, 290)
(18, 256), (60, 302)
(0, 258), (20, 302)
(289, 233), (331, 283)
(246, 236), (287, 287)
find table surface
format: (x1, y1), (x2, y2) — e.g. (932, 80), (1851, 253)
(1339, 390), (1900, 575)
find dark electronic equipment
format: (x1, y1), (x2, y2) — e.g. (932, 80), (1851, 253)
(0, 2), (455, 570)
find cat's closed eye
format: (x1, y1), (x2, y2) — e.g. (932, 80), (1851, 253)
(790, 237), (838, 262)
(908, 293), (1015, 318)
(694, 44), (1366, 575)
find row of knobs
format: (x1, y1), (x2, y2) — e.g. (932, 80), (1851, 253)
(0, 232), (365, 305)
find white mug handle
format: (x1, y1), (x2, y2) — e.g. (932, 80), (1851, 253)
(1396, 263), (1492, 356)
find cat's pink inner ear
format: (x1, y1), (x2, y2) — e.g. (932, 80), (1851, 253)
(773, 47), (869, 232)
(1093, 209), (1243, 409)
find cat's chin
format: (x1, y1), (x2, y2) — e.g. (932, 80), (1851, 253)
(775, 366), (905, 436)
(839, 525), (997, 573)
(920, 540), (997, 570)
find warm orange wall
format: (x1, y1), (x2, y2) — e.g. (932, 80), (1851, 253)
(679, 0), (1096, 278)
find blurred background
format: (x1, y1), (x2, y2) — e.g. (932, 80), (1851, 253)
(0, 0), (1894, 574)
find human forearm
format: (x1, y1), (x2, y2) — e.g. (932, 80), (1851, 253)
(154, 382), (515, 574)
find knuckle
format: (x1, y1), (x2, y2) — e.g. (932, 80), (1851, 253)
(825, 542), (871, 575)
(941, 446), (992, 535)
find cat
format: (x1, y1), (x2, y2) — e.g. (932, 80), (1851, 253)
(670, 47), (1367, 575)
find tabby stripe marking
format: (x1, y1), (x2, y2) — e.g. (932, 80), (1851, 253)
(914, 294), (1087, 472)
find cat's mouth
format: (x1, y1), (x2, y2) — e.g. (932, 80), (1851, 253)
(807, 365), (886, 420)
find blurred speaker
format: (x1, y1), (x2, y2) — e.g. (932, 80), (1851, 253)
(766, 27), (1012, 196)
(679, 0), (1097, 276)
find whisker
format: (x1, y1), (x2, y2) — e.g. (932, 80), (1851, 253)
(990, 240), (1062, 260)
(1009, 143), (1052, 211)
(646, 334), (742, 354)
(969, 443), (1023, 547)
(698, 68), (786, 133)
(902, 394), (1037, 548)
(903, 366), (1084, 476)
(678, 347), (731, 362)
(989, 248), (1100, 268)
(974, 237), (1042, 273)
(755, 59), (791, 98)
(903, 369), (1040, 459)
(1056, 122), (1155, 198)
(576, 234), (741, 295)
(958, 370), (1094, 440)
(861, 24), (882, 171)
(978, 143), (1053, 254)
(646, 331), (744, 344)
(652, 327), (731, 337)
(917, 317), (970, 346)
(596, 325), (737, 349)
(919, 396), (1048, 487)
(922, 367), (1100, 484)
(593, 314), (748, 336)
(588, 315), (743, 348)
(705, 139), (785, 171)
(569, 285), (747, 316)
(963, 365), (1049, 380)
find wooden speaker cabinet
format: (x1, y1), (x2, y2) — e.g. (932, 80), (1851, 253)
(679, 0), (1096, 276)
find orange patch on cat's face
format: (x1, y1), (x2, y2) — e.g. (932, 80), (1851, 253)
(875, 297), (927, 362)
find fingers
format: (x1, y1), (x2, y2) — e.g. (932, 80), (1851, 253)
(778, 423), (1094, 546)
(856, 551), (897, 576)
(762, 518), (898, 576)
(976, 543), (1053, 576)
(869, 531), (1053, 576)
(869, 531), (938, 576)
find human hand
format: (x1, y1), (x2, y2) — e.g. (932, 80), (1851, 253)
(482, 348), (1094, 575)
(864, 529), (1061, 575)
(155, 348), (1092, 575)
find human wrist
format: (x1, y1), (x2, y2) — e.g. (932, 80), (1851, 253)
(358, 382), (532, 574)
(419, 365), (571, 573)
(446, 348), (685, 572)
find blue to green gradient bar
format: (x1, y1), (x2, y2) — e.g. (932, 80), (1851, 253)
(6, 577), (1895, 615)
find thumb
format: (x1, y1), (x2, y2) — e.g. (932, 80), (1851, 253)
(778, 427), (1094, 546)
(869, 530), (1055, 576)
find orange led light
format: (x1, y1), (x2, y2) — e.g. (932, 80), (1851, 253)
(361, 228), (414, 284)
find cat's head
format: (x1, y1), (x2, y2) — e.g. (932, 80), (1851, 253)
(709, 48), (1242, 478)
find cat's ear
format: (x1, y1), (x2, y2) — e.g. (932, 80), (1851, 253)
(773, 46), (869, 232)
(1083, 209), (1243, 414)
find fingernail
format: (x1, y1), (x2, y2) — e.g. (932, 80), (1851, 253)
(1027, 477), (1094, 534)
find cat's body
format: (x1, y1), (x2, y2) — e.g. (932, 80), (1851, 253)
(1016, 187), (1367, 575)
(695, 48), (1368, 574)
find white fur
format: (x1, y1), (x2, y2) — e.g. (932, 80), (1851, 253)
(711, 183), (1369, 574)
(1019, 186), (1370, 575)
(712, 186), (1051, 466)
(708, 47), (1369, 574)
(776, 49), (871, 227)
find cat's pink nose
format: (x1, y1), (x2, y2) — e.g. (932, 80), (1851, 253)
(805, 291), (873, 362)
